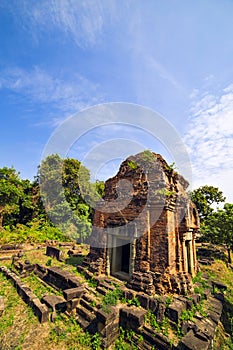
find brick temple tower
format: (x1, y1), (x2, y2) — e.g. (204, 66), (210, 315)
(83, 151), (199, 295)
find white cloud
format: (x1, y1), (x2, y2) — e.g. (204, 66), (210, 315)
(0, 66), (104, 119)
(184, 84), (233, 202)
(2, 0), (130, 48)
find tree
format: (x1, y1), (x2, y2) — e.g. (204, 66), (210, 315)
(38, 154), (101, 242)
(190, 185), (225, 221)
(0, 167), (25, 229)
(203, 204), (233, 263)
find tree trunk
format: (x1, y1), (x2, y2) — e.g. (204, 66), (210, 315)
(227, 247), (232, 264)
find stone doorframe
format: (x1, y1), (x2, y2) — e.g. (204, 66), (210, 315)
(182, 230), (196, 276)
(106, 234), (137, 280)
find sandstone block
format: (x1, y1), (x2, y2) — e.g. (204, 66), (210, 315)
(167, 300), (186, 323)
(41, 294), (66, 312)
(63, 286), (85, 301)
(178, 329), (209, 350)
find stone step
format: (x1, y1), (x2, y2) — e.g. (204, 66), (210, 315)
(80, 298), (97, 312)
(82, 293), (99, 304)
(75, 314), (90, 330)
(96, 286), (108, 296)
(76, 265), (86, 273)
(99, 281), (115, 291)
(76, 304), (96, 323)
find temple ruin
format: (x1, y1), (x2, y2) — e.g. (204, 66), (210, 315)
(84, 151), (200, 295)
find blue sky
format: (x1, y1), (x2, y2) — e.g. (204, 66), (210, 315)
(0, 0), (233, 201)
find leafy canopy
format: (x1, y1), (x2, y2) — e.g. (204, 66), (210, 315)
(190, 185), (225, 220)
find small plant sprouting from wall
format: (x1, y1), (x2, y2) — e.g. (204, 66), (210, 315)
(156, 188), (176, 198)
(164, 162), (178, 174)
(140, 150), (155, 163)
(145, 310), (169, 336)
(114, 327), (143, 350)
(165, 295), (173, 307)
(127, 160), (138, 170)
(127, 297), (140, 307)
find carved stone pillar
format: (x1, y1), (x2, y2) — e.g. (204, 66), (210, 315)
(129, 238), (136, 277)
(182, 239), (188, 272)
(188, 239), (194, 276)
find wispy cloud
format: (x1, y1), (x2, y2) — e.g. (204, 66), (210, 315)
(147, 56), (184, 92)
(1, 0), (130, 48)
(0, 66), (105, 123)
(184, 84), (233, 200)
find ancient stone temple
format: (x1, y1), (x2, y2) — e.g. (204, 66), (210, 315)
(83, 151), (199, 295)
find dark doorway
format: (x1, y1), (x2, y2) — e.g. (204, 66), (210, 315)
(121, 243), (130, 273)
(111, 239), (131, 280)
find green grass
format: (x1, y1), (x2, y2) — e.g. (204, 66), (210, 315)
(0, 271), (38, 349)
(0, 270), (94, 349)
(201, 259), (233, 349)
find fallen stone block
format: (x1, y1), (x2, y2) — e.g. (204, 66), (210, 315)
(31, 298), (49, 323)
(41, 294), (67, 312)
(178, 329), (209, 350)
(66, 298), (79, 312)
(136, 293), (150, 309)
(43, 266), (80, 290)
(120, 307), (146, 330)
(46, 246), (64, 261)
(96, 307), (117, 325)
(212, 280), (227, 293)
(0, 244), (21, 250)
(63, 286), (85, 301)
(156, 300), (166, 323)
(142, 325), (172, 350)
(35, 264), (47, 279)
(149, 297), (158, 313)
(59, 242), (74, 247)
(167, 299), (186, 323)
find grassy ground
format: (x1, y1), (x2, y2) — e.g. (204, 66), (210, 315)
(0, 244), (98, 350)
(200, 259), (233, 349)
(1, 244), (233, 349)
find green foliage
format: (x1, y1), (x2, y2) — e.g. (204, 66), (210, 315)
(165, 295), (173, 307)
(156, 188), (175, 197)
(190, 185), (225, 221)
(114, 327), (141, 350)
(145, 310), (169, 336)
(140, 150), (154, 163)
(0, 219), (66, 244)
(48, 314), (92, 347)
(102, 288), (123, 313)
(179, 301), (207, 322)
(164, 162), (177, 173)
(91, 333), (101, 350)
(180, 308), (195, 321)
(46, 258), (52, 266)
(87, 278), (98, 288)
(127, 160), (138, 170)
(0, 167), (29, 228)
(127, 297), (140, 307)
(201, 203), (233, 263)
(39, 154), (100, 243)
(95, 180), (105, 198)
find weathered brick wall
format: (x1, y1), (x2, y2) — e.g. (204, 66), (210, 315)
(84, 151), (200, 294)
